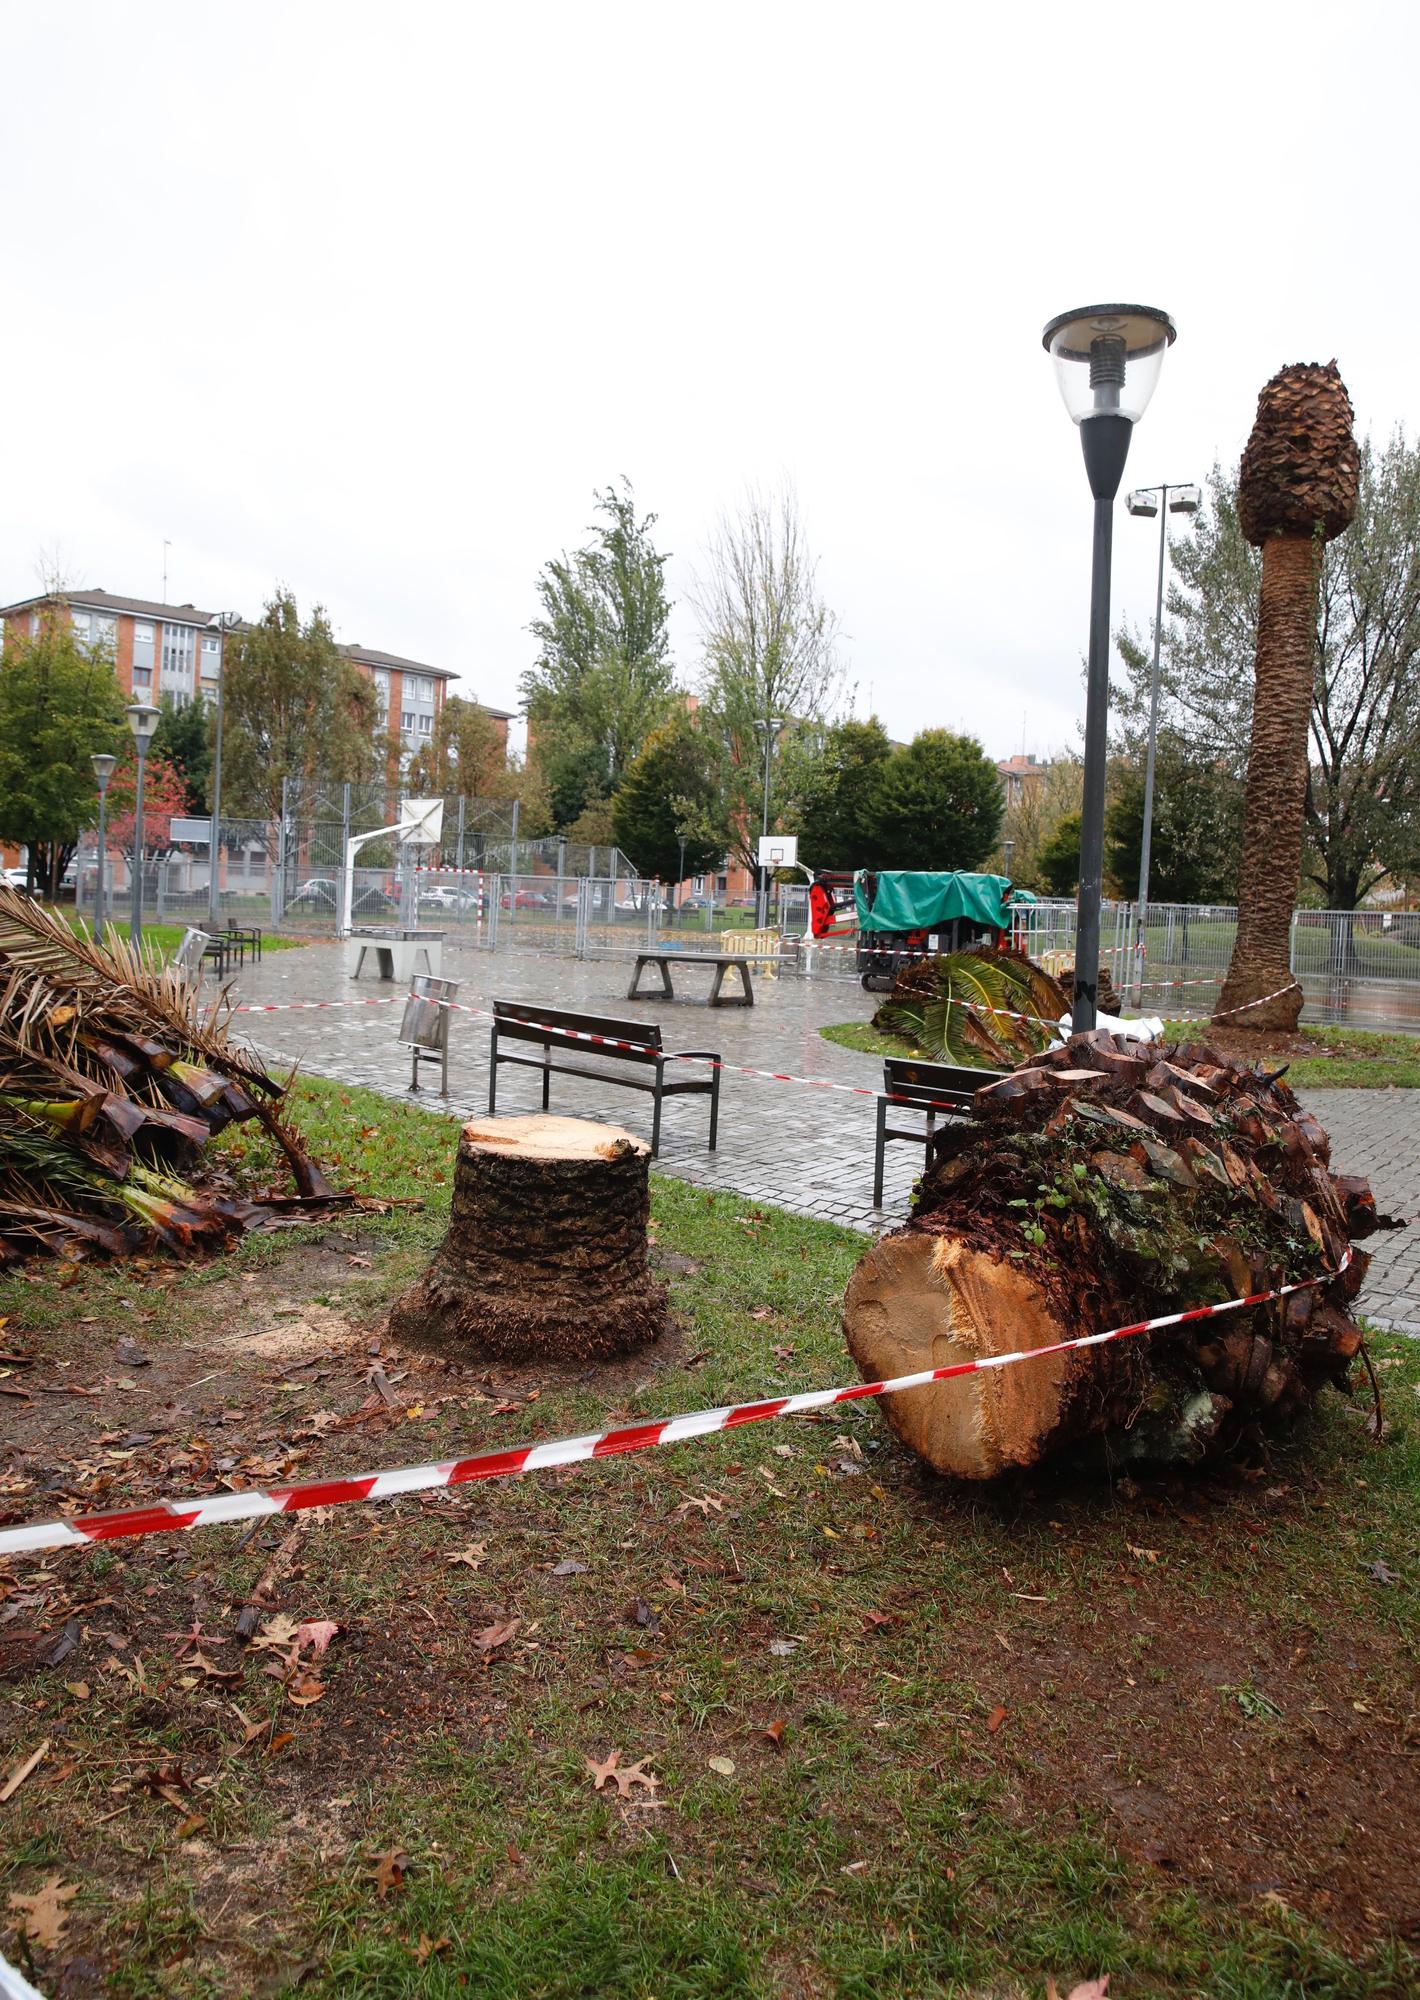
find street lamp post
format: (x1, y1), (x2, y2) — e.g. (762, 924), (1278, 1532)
(753, 714), (786, 929)
(1042, 305), (1177, 1031)
(205, 613), (237, 930)
(1123, 485), (1201, 955)
(90, 753), (117, 945)
(676, 833), (687, 917)
(124, 700), (160, 948)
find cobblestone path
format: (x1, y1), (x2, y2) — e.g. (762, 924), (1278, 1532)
(224, 938), (1420, 1332)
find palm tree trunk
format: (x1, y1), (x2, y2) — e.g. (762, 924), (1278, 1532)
(1215, 535), (1320, 1030)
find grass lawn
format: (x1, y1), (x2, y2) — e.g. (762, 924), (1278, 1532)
(822, 1018), (1420, 1089)
(0, 1077), (1417, 1996)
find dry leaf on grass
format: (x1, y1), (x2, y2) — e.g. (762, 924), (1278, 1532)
(447, 1542), (488, 1570)
(986, 1705), (1007, 1734)
(287, 1671), (327, 1707)
(296, 1619), (339, 1657)
(763, 1719), (787, 1750)
(474, 1617), (521, 1654)
(7, 1874), (78, 1950)
(584, 1750), (660, 1799)
(365, 1849), (409, 1900)
(707, 1756), (736, 1777)
(249, 1614), (300, 1655)
(413, 1934), (450, 1963)
(1045, 1979), (1110, 2000)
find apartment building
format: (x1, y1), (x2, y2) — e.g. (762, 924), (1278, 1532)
(0, 589), (512, 765)
(996, 752), (1050, 807)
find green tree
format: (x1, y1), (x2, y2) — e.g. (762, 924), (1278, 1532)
(863, 730), (1003, 872)
(781, 715), (893, 869)
(407, 695), (507, 797)
(523, 480), (677, 823)
(220, 591), (380, 822)
(0, 620), (125, 894)
(151, 693), (210, 812)
(1103, 732), (1244, 904)
(1117, 432), (1420, 912)
(611, 715), (727, 883)
(691, 486), (840, 870)
(1036, 813), (1082, 896)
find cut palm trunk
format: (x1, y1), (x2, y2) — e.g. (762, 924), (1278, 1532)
(843, 1030), (1392, 1480)
(387, 1114), (669, 1362)
(1216, 361), (1360, 1031)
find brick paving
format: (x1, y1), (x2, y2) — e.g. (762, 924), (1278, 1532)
(224, 938), (1420, 1332)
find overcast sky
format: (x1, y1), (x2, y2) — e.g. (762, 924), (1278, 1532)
(2, 1), (1414, 762)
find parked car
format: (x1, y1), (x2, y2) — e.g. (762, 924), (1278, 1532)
(288, 878), (397, 917)
(419, 885), (483, 914)
(677, 894), (716, 913)
(500, 888), (555, 910)
(2, 866), (33, 891)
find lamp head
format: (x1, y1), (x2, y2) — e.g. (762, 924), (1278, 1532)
(91, 753), (118, 786)
(124, 700), (160, 752)
(1168, 485), (1202, 514)
(1125, 490), (1160, 518)
(1042, 305), (1176, 425)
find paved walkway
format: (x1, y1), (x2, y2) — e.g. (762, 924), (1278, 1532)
(223, 939), (1420, 1333)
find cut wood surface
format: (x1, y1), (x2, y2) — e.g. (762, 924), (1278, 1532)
(843, 1030), (1396, 1481)
(387, 1112), (668, 1363)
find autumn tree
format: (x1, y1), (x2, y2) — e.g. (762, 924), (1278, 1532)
(611, 714), (727, 883)
(105, 749), (194, 864)
(220, 590), (381, 823)
(0, 619), (125, 895)
(863, 730), (1003, 872)
(523, 481), (677, 826)
(406, 695), (507, 797)
(692, 486), (840, 871)
(780, 716), (894, 869)
(151, 693), (213, 812)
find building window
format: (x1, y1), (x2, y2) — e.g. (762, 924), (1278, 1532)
(132, 621), (155, 674)
(72, 611), (92, 640)
(410, 675), (434, 702)
(401, 710), (415, 731)
(202, 634), (220, 655)
(417, 713), (433, 735)
(161, 624), (196, 686)
(132, 665), (153, 688)
(95, 613), (117, 651)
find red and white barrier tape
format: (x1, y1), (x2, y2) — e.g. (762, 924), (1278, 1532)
(0, 1251), (1352, 1557)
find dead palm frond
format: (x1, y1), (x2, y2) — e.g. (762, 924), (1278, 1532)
(873, 948), (1068, 1066)
(0, 886), (343, 1261)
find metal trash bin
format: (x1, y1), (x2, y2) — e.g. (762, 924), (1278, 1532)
(398, 975), (459, 1094)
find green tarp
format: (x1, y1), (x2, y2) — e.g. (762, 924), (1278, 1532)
(853, 870), (1014, 935)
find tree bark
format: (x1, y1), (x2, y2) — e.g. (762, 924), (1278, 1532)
(386, 1114), (669, 1362)
(1215, 535), (1320, 1030)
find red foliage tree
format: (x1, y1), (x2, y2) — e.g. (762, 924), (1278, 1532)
(106, 748), (194, 861)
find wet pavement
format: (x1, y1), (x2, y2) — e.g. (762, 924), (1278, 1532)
(220, 937), (1420, 1334)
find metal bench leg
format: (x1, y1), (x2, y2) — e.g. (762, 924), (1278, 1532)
(874, 1099), (887, 1207)
(487, 1031), (499, 1113)
(708, 1063), (720, 1151)
(651, 1066), (664, 1158)
(541, 1045), (551, 1110)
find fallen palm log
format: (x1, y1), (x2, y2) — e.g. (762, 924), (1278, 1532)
(843, 1029), (1396, 1479)
(0, 888), (342, 1260)
(871, 948), (1068, 1065)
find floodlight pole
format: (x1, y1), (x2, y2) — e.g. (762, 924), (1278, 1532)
(1075, 416), (1133, 1032)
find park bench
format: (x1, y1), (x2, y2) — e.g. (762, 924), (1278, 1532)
(488, 999), (721, 1157)
(873, 1056), (1007, 1207)
(627, 950), (755, 1006)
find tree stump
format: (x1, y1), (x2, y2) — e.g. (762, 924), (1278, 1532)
(386, 1114), (669, 1362)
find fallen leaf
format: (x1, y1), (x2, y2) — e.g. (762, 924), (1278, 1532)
(474, 1617), (521, 1653)
(763, 1720), (786, 1750)
(986, 1706), (1007, 1734)
(860, 1609), (894, 1633)
(413, 1934), (450, 1963)
(64, 1682), (90, 1701)
(584, 1750), (659, 1798)
(0, 1739), (49, 1802)
(707, 1755), (736, 1776)
(749, 1307), (774, 1321)
(552, 1559), (588, 1577)
(1127, 1544), (1161, 1565)
(366, 1848), (409, 1900)
(446, 1542), (488, 1570)
(1045, 1980), (1110, 2000)
(287, 1671), (326, 1706)
(7, 1874), (78, 1950)
(673, 1494), (724, 1519)
(767, 1639), (798, 1657)
(297, 1619), (340, 1657)
(1366, 1560), (1398, 1586)
(249, 1613), (300, 1655)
